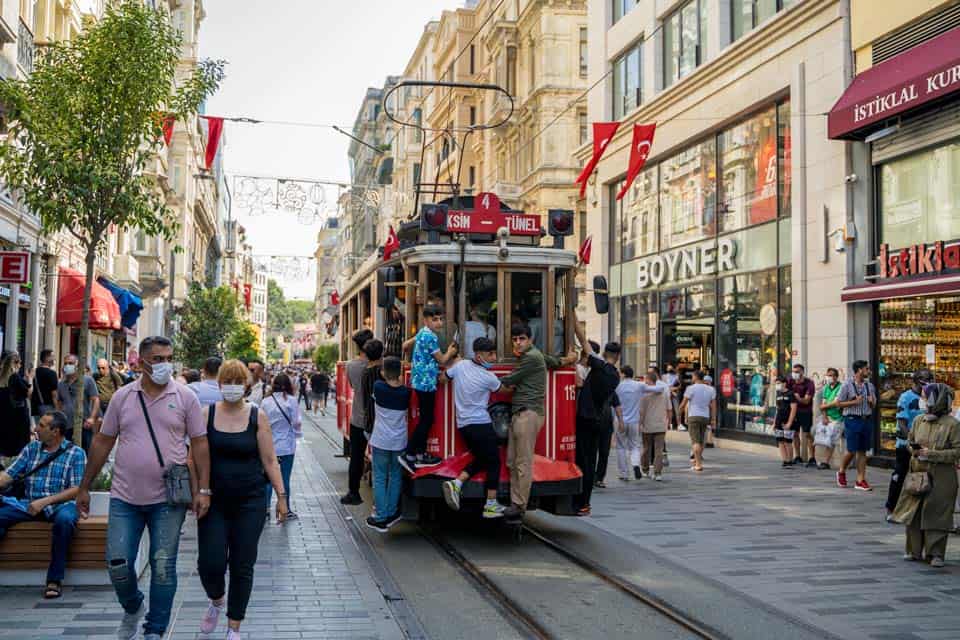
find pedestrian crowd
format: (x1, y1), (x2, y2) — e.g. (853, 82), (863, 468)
(0, 335), (336, 639)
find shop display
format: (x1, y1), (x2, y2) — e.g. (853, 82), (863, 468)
(878, 297), (960, 453)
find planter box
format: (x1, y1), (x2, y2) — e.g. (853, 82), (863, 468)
(89, 491), (110, 517)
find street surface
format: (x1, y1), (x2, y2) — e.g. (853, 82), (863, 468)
(0, 405), (958, 639)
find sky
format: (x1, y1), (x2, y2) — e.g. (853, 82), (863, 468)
(199, 0), (456, 299)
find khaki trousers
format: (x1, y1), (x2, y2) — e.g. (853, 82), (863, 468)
(507, 409), (544, 508)
(641, 433), (665, 475)
(906, 510), (949, 560)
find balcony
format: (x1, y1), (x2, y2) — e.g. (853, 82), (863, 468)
(17, 19), (33, 75)
(112, 254), (141, 291)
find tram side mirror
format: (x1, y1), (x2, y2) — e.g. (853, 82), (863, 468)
(593, 275), (609, 315)
(377, 266), (401, 309)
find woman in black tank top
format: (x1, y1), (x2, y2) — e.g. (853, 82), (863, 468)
(195, 360), (288, 640)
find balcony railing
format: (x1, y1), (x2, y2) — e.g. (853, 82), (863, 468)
(17, 19), (33, 75)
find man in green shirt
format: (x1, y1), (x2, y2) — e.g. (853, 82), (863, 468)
(500, 322), (576, 518)
(816, 367), (844, 469)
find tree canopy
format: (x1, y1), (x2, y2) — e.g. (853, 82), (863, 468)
(175, 283), (239, 368)
(226, 322), (260, 362)
(267, 278), (315, 341)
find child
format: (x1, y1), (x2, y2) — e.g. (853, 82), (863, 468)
(774, 375), (798, 467)
(441, 337), (506, 519)
(367, 356), (411, 532)
(400, 304), (457, 472)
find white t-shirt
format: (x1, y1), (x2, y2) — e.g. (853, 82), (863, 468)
(445, 359), (502, 427)
(616, 379), (644, 425)
(461, 321), (496, 359)
(684, 383), (716, 418)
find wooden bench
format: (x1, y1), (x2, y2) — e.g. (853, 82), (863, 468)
(0, 516), (148, 586)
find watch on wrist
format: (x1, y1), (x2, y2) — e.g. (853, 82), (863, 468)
(198, 488), (213, 496)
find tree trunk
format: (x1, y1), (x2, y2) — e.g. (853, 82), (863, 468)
(72, 249), (96, 446)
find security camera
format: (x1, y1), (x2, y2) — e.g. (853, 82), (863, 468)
(844, 174), (858, 184)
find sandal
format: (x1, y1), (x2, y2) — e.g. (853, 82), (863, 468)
(43, 582), (62, 599)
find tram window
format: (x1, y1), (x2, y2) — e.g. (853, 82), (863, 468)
(553, 270), (570, 356)
(510, 272), (545, 353)
(425, 266), (449, 347)
(457, 271), (498, 359)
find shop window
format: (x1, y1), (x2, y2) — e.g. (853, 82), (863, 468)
(612, 40), (642, 119)
(778, 264), (792, 373)
(660, 137), (717, 249)
(663, 0), (706, 88)
(620, 292), (655, 371)
(615, 167), (659, 260)
(879, 141), (960, 250)
(777, 101), (791, 217)
(718, 106), (777, 232)
(509, 272), (545, 353)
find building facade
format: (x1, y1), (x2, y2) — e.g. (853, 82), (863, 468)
(828, 0), (960, 453)
(251, 265), (268, 358)
(583, 0), (854, 444)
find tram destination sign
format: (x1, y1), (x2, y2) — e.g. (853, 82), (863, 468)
(445, 209), (542, 236)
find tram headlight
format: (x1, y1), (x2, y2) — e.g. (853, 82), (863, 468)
(548, 209), (574, 237)
(420, 203), (448, 232)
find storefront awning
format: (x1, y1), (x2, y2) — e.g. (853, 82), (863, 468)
(828, 27), (960, 139)
(56, 267), (121, 330)
(97, 277), (144, 329)
(841, 274), (960, 303)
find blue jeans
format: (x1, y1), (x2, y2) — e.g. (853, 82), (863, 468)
(266, 454), (294, 510)
(106, 499), (187, 637)
(372, 447), (402, 519)
(0, 501), (77, 582)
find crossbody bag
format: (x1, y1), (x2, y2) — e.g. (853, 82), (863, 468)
(137, 391), (192, 506)
(3, 444), (70, 500)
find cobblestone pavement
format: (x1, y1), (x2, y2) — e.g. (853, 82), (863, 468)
(0, 424), (403, 640)
(582, 433), (960, 640)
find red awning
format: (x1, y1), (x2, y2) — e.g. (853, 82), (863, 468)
(828, 27), (960, 139)
(840, 273), (960, 303)
(56, 267), (122, 330)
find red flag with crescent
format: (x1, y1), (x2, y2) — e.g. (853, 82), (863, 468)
(383, 225), (399, 261)
(201, 116), (225, 170)
(575, 122), (621, 198)
(616, 123), (657, 201)
(331, 291), (340, 306)
(162, 115), (175, 146)
(578, 235), (593, 266)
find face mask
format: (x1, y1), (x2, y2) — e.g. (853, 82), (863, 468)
(827, 377), (837, 385)
(918, 397), (928, 411)
(147, 362), (173, 386)
(221, 384), (245, 402)
(791, 372), (801, 380)
(776, 383), (785, 391)
(63, 364), (76, 376)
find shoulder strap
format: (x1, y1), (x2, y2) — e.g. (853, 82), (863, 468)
(137, 391), (166, 469)
(207, 403), (216, 430)
(272, 394), (292, 426)
(248, 405), (259, 432)
(18, 443), (70, 482)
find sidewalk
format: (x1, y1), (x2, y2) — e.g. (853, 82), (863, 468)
(582, 432), (960, 640)
(0, 428), (402, 640)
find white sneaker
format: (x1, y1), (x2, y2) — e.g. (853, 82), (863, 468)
(482, 502), (505, 518)
(442, 480), (461, 511)
(678, 425), (688, 431)
(117, 603), (145, 640)
(654, 474), (663, 482)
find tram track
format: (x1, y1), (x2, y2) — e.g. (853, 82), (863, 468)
(423, 521), (728, 640)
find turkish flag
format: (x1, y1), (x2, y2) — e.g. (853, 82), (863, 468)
(331, 291), (340, 306)
(162, 115), (175, 146)
(383, 225), (399, 261)
(575, 122), (621, 198)
(578, 235), (593, 265)
(202, 116), (225, 170)
(616, 123), (657, 201)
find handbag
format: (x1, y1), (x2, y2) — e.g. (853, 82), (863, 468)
(903, 470), (933, 497)
(137, 391), (193, 506)
(3, 444), (70, 500)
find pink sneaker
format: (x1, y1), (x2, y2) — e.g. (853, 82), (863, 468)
(200, 600), (223, 634)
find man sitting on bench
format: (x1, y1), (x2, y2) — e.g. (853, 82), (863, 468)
(0, 410), (86, 599)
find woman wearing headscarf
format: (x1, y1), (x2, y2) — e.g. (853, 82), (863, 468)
(0, 350), (32, 460)
(892, 383), (960, 568)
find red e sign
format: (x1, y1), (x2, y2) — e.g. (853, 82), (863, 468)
(0, 252), (29, 285)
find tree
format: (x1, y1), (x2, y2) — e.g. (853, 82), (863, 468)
(313, 343), (338, 374)
(0, 1), (225, 442)
(174, 283), (239, 367)
(267, 278), (292, 337)
(226, 322), (260, 362)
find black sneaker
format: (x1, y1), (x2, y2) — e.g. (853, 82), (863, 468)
(381, 512), (402, 529)
(365, 516), (388, 533)
(633, 465), (643, 479)
(595, 480), (606, 488)
(782, 461), (794, 468)
(792, 456), (802, 465)
(502, 505), (523, 520)
(285, 511), (299, 520)
(415, 453), (443, 467)
(705, 442), (715, 448)
(805, 459), (818, 468)
(818, 462), (831, 470)
(340, 493), (363, 505)
(398, 454), (418, 474)
(689, 453), (695, 461)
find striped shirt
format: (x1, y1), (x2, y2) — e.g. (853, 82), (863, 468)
(837, 379), (876, 417)
(5, 440), (86, 517)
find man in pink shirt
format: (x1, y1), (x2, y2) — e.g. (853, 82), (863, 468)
(77, 336), (210, 640)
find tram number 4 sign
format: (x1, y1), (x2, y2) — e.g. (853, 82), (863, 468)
(0, 251), (29, 285)
(445, 191), (541, 236)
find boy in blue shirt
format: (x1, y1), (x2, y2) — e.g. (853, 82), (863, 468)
(400, 304), (457, 473)
(367, 357), (411, 532)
